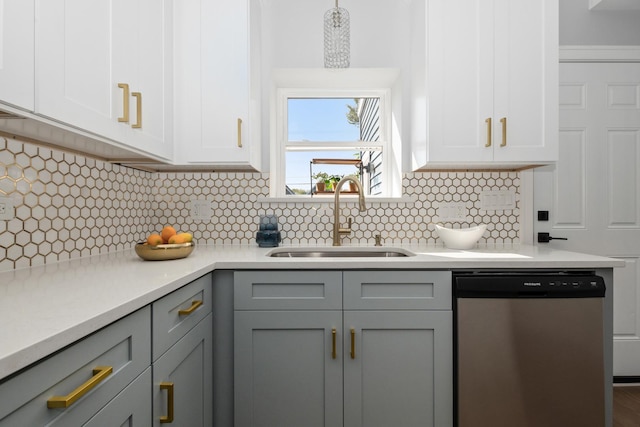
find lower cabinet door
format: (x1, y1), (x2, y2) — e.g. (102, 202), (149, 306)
(234, 310), (343, 427)
(84, 368), (152, 426)
(152, 313), (213, 427)
(343, 311), (453, 427)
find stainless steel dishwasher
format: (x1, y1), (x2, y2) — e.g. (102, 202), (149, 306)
(454, 272), (606, 427)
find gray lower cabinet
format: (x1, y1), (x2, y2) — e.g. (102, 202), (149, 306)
(84, 367), (153, 426)
(0, 307), (151, 426)
(234, 270), (453, 427)
(152, 273), (213, 427)
(0, 272), (214, 427)
(235, 310), (344, 427)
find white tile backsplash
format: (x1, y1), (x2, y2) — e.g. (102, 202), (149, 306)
(0, 136), (520, 272)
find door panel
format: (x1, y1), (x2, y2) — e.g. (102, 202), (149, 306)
(234, 310), (343, 427)
(343, 310), (452, 427)
(533, 62), (640, 376)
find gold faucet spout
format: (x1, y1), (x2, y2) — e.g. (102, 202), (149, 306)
(333, 176), (366, 246)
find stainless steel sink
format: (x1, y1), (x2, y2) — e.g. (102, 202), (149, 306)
(267, 247), (414, 258)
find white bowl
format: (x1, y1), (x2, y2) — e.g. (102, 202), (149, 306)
(434, 224), (487, 250)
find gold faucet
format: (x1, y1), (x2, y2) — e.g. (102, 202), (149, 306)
(333, 176), (366, 246)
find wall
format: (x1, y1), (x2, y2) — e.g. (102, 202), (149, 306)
(0, 136), (520, 272)
(560, 0), (640, 45)
(256, 0), (422, 172)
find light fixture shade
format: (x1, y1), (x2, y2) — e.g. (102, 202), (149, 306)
(324, 2), (350, 68)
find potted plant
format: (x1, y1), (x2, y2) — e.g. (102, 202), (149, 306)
(312, 171), (329, 193)
(329, 174), (342, 191)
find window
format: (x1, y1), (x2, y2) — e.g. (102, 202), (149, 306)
(283, 96), (385, 197)
(270, 69), (402, 199)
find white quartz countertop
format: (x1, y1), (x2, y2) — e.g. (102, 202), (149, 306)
(0, 243), (623, 381)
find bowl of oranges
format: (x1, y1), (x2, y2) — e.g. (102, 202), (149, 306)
(135, 226), (195, 261)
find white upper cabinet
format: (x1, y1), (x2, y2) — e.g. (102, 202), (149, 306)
(173, 0), (261, 170)
(35, 0), (172, 160)
(0, 0), (34, 111)
(414, 0), (558, 169)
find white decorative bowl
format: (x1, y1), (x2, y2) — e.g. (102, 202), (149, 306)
(434, 224), (487, 250)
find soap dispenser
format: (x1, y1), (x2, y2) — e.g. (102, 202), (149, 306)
(256, 214), (282, 247)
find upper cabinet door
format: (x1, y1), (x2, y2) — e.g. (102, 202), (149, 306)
(417, 0), (558, 169)
(35, 0), (171, 160)
(173, 0), (261, 169)
(0, 0), (34, 111)
(424, 0), (494, 165)
(492, 0), (558, 163)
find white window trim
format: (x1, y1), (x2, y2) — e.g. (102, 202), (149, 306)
(269, 68), (403, 199)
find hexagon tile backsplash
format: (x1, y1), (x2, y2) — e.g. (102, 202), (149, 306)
(0, 136), (520, 272)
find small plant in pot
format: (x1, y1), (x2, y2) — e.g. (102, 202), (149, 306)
(329, 175), (343, 191)
(312, 171), (329, 193)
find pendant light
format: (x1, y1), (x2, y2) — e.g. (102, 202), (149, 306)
(324, 0), (350, 68)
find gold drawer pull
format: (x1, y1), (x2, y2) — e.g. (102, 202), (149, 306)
(485, 117), (492, 147)
(47, 366), (113, 408)
(500, 117), (507, 147)
(331, 328), (337, 359)
(132, 92), (142, 129)
(237, 118), (243, 148)
(160, 382), (174, 423)
(350, 328), (356, 359)
(118, 83), (129, 123)
(178, 300), (203, 316)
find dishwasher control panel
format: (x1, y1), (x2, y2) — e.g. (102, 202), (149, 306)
(454, 274), (606, 298)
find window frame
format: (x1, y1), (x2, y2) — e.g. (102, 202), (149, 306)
(275, 88), (391, 198)
(267, 68), (408, 202)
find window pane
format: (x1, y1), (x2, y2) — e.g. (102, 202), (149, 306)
(288, 98), (372, 142)
(283, 96), (383, 196)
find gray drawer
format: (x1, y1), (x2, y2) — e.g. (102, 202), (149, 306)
(0, 307), (150, 426)
(234, 271), (342, 310)
(343, 271), (452, 310)
(152, 273), (212, 361)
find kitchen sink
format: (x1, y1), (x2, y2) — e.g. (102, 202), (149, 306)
(267, 247), (415, 258)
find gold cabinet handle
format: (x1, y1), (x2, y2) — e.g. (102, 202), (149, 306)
(132, 92), (142, 129)
(350, 328), (356, 359)
(237, 118), (243, 148)
(118, 83), (130, 123)
(331, 328), (337, 359)
(485, 117), (492, 147)
(160, 382), (174, 423)
(178, 300), (203, 316)
(47, 366), (113, 408)
(500, 117), (507, 147)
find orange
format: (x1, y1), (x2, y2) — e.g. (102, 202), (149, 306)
(177, 232), (193, 243)
(161, 226), (177, 243)
(168, 234), (187, 244)
(146, 233), (163, 246)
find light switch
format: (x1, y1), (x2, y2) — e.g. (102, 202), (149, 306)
(0, 197), (14, 220)
(190, 199), (212, 220)
(480, 190), (516, 211)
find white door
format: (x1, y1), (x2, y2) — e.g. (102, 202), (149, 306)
(533, 62), (640, 376)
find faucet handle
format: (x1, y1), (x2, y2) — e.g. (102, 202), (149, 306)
(338, 217), (353, 236)
(374, 234), (382, 246)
